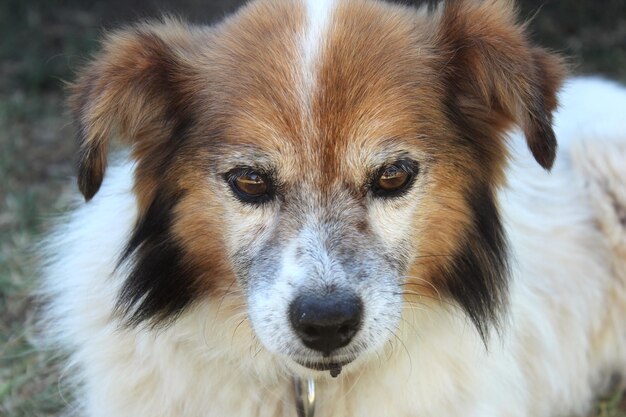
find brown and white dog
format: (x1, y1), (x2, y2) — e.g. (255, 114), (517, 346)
(41, 0), (626, 416)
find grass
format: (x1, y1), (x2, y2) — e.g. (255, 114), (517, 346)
(0, 0), (624, 416)
(0, 92), (76, 417)
(596, 390), (626, 417)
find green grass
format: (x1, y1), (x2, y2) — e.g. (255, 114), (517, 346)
(0, 92), (75, 417)
(595, 390), (626, 417)
(0, 0), (624, 416)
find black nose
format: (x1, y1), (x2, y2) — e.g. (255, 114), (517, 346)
(289, 292), (363, 355)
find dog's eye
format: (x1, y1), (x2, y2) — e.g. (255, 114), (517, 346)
(372, 160), (418, 198)
(226, 169), (273, 203)
(236, 173), (267, 196)
(378, 166), (409, 191)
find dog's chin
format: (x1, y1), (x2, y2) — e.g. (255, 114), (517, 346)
(278, 336), (395, 378)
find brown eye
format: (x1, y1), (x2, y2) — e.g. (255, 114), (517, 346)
(377, 166), (409, 191)
(371, 160), (418, 198)
(226, 168), (274, 204)
(235, 173), (268, 197)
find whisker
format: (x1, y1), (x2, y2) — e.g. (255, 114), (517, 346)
(398, 315), (421, 337)
(401, 276), (443, 300)
(216, 279), (239, 316)
(253, 342), (264, 358)
(400, 292), (456, 309)
(411, 253), (454, 259)
(341, 360), (368, 399)
(386, 326), (413, 380)
(230, 317), (248, 347)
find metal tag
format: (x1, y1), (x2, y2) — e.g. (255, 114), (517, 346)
(293, 377), (316, 417)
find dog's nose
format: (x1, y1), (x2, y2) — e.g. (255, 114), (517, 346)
(289, 292), (363, 355)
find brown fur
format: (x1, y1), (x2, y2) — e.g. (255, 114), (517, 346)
(70, 0), (565, 330)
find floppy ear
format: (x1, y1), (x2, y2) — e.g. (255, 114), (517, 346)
(433, 0), (566, 170)
(70, 19), (201, 201)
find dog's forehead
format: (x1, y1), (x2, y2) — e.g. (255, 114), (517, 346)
(207, 0), (443, 178)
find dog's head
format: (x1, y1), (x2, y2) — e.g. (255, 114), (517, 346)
(70, 0), (564, 375)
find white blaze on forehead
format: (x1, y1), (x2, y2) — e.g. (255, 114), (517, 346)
(300, 0), (336, 102)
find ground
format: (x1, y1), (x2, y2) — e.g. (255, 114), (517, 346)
(0, 0), (625, 415)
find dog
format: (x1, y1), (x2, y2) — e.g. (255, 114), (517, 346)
(41, 0), (626, 416)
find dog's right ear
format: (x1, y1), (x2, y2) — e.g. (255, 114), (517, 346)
(70, 20), (201, 201)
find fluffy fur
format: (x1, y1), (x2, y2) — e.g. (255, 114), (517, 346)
(41, 0), (626, 416)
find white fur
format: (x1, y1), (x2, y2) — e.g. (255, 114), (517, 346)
(303, 0), (335, 57)
(248, 215), (402, 373)
(299, 0), (336, 110)
(41, 75), (626, 417)
(247, 239), (303, 359)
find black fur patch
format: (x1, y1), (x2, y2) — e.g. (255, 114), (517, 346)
(116, 189), (199, 327)
(442, 183), (510, 342)
(437, 63), (511, 341)
(76, 141), (106, 202)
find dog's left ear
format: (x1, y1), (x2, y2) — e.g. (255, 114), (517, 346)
(433, 0), (566, 170)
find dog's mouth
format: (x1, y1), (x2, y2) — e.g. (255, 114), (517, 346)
(293, 358), (354, 378)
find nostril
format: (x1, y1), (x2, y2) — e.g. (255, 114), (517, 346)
(338, 325), (350, 336)
(302, 325), (320, 339)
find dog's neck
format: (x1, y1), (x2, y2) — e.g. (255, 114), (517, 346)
(293, 377), (316, 417)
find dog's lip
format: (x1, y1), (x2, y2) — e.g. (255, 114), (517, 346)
(294, 358), (353, 371)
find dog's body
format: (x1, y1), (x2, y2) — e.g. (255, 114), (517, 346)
(41, 0), (626, 416)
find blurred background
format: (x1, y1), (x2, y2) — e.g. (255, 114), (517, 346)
(1, 0), (625, 416)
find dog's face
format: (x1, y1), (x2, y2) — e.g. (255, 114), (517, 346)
(71, 0), (564, 375)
